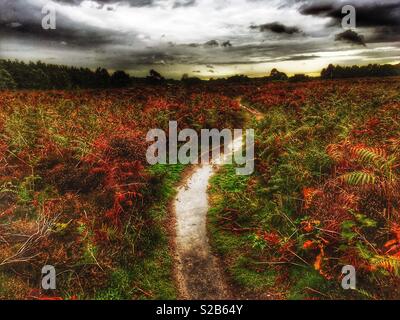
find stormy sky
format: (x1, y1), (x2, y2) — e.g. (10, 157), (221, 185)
(0, 0), (399, 78)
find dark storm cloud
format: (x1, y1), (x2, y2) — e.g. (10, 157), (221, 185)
(92, 50), (180, 69)
(299, 0), (400, 42)
(0, 21), (129, 48)
(185, 40), (233, 48)
(173, 0), (196, 8)
(299, 1), (400, 27)
(204, 40), (219, 47)
(54, 0), (156, 6)
(299, 2), (335, 16)
(281, 54), (320, 61)
(222, 40), (232, 47)
(192, 41), (328, 66)
(0, 0), (399, 77)
(0, 0), (133, 47)
(125, 52), (177, 65)
(102, 40), (325, 70)
(54, 0), (197, 8)
(335, 30), (366, 46)
(250, 22), (301, 35)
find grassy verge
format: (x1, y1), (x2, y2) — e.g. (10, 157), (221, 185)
(94, 164), (186, 300)
(208, 165), (344, 299)
(208, 79), (400, 300)
(208, 165), (280, 298)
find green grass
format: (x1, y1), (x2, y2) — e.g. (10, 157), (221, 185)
(0, 273), (30, 299)
(231, 256), (276, 289)
(208, 165), (277, 293)
(95, 163), (186, 300)
(287, 267), (332, 300)
(207, 87), (400, 299)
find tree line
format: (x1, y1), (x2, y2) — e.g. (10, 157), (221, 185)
(0, 60), (131, 90)
(1, 59), (400, 90)
(321, 63), (400, 79)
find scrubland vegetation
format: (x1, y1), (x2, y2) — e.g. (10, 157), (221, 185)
(210, 78), (400, 299)
(0, 87), (242, 299)
(0, 61), (399, 300)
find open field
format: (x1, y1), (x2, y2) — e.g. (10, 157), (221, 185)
(210, 77), (400, 299)
(0, 77), (399, 299)
(0, 87), (242, 299)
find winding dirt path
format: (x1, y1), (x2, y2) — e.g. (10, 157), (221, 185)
(173, 102), (262, 300)
(174, 163), (230, 299)
(236, 98), (264, 121)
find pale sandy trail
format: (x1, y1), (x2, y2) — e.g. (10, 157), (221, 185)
(173, 136), (243, 300)
(236, 98), (264, 121)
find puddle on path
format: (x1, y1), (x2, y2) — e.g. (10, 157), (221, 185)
(174, 136), (242, 299)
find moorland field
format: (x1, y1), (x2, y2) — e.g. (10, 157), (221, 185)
(0, 73), (399, 300)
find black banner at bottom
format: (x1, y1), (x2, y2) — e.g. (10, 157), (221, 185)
(0, 299), (394, 318)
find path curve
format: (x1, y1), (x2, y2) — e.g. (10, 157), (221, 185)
(173, 101), (261, 299)
(236, 98), (264, 120)
(174, 163), (230, 299)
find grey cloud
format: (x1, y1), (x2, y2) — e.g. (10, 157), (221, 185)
(281, 54), (320, 61)
(53, 0), (156, 7)
(0, 0), (136, 48)
(299, 1), (400, 28)
(299, 0), (400, 43)
(250, 22), (301, 35)
(222, 40), (232, 47)
(54, 0), (197, 8)
(0, 0), (399, 77)
(173, 0), (196, 8)
(204, 40), (219, 47)
(335, 30), (366, 46)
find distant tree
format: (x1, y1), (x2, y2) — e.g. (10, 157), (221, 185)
(110, 70), (131, 87)
(269, 68), (288, 81)
(226, 75), (249, 83)
(321, 64), (335, 79)
(181, 74), (202, 85)
(320, 63), (400, 79)
(50, 69), (72, 89)
(0, 66), (16, 89)
(25, 64), (50, 89)
(0, 59), (126, 89)
(3, 58), (399, 90)
(148, 69), (165, 81)
(289, 74), (309, 82)
(95, 68), (111, 88)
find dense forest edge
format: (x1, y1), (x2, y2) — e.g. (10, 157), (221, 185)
(1, 59), (400, 90)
